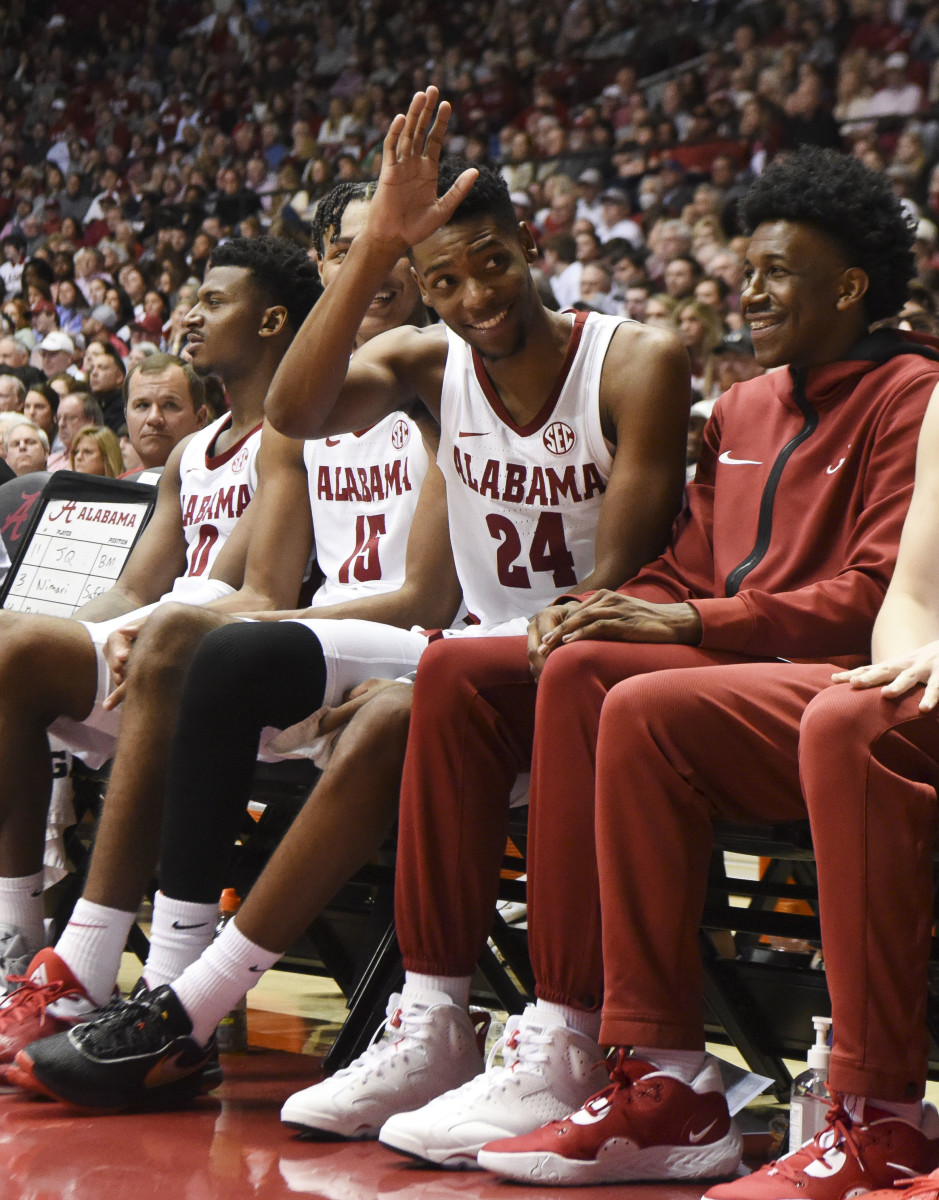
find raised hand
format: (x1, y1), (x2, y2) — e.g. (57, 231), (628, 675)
(366, 87), (479, 253)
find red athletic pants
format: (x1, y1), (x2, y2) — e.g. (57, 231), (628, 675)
(397, 635), (939, 1101)
(395, 636), (758, 1009)
(594, 661), (939, 1101)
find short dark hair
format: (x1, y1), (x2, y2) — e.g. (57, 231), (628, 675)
(437, 158), (518, 234)
(310, 182), (377, 258)
(123, 351), (206, 413)
(207, 236), (322, 333)
(668, 253), (702, 278)
(95, 342), (127, 377)
(739, 147), (915, 323)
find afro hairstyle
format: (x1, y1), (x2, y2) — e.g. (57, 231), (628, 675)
(738, 146), (915, 323)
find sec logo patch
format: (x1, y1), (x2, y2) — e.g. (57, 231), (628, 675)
(391, 419), (410, 450)
(543, 421), (575, 455)
(231, 446), (250, 474)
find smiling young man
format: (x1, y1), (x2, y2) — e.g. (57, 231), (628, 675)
(260, 143), (939, 1174)
(463, 151), (939, 1186)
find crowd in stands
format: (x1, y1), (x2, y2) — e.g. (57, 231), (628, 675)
(0, 0), (936, 472)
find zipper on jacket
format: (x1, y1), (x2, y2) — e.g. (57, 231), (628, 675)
(724, 367), (817, 597)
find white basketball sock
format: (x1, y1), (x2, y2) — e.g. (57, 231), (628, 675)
(633, 1045), (708, 1084)
(535, 999), (602, 1041)
(0, 872), (46, 952)
(172, 919), (281, 1047)
(143, 891), (217, 990)
(402, 971), (471, 1009)
(55, 898), (134, 1005)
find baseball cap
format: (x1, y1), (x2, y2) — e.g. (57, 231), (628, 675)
(600, 187), (629, 205)
(90, 304), (118, 330)
(39, 331), (74, 353)
(131, 313), (164, 338)
(578, 168), (603, 186)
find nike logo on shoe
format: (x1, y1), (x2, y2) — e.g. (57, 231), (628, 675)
(171, 921), (208, 930)
(143, 1050), (201, 1089)
(718, 451), (762, 466)
(248, 965), (265, 973)
(688, 1118), (719, 1143)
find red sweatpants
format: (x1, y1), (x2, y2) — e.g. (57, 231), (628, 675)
(395, 635), (754, 1008)
(594, 663), (939, 1101)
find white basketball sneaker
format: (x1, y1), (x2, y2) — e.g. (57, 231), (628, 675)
(280, 990), (490, 1139)
(378, 1004), (608, 1169)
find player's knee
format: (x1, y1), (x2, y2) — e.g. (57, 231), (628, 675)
(0, 613), (60, 685)
(538, 638), (611, 696)
(361, 681), (414, 737)
(800, 682), (876, 755)
(342, 682), (414, 764)
(125, 603), (222, 690)
(178, 619), (275, 710)
(413, 637), (461, 691)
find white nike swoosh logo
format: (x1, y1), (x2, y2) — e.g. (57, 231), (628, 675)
(688, 1118), (718, 1143)
(826, 457), (846, 475)
(719, 451), (762, 466)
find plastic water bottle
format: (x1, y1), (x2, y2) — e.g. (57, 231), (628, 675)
(788, 1015), (832, 1153)
(215, 887), (248, 1054)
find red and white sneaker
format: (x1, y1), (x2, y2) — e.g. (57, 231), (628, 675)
(476, 1051), (742, 1185)
(704, 1099), (939, 1200)
(0, 948), (97, 1073)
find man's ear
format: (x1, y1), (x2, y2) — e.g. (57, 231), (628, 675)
(260, 304), (289, 336)
(837, 267), (869, 312)
(519, 221), (538, 262)
(194, 403), (209, 429)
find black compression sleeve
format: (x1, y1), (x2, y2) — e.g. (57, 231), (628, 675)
(159, 620), (328, 903)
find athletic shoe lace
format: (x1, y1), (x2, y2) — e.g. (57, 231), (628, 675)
(486, 1013), (555, 1074)
(328, 994), (441, 1083)
(561, 1047), (659, 1117)
(772, 1100), (874, 1185)
(72, 995), (178, 1056)
(889, 1178), (939, 1199)
(0, 973), (80, 1025)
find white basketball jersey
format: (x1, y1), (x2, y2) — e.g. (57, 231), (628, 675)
(169, 412), (262, 600)
(304, 410), (428, 607)
(438, 310), (619, 628)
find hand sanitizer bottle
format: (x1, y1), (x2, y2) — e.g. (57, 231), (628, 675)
(789, 1015), (832, 1153)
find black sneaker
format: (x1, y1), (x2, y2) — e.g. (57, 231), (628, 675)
(7, 984), (223, 1111)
